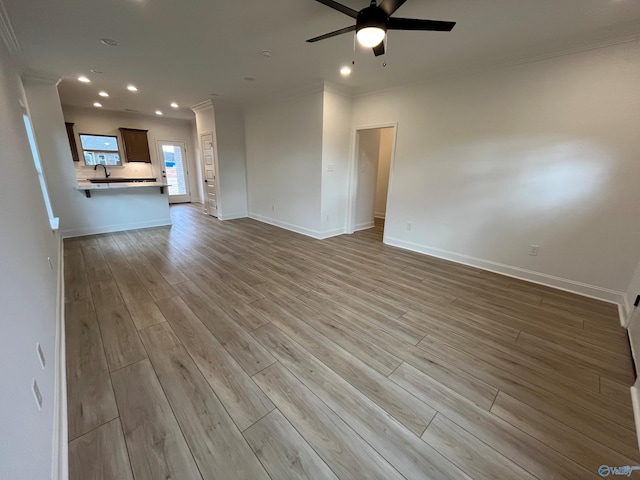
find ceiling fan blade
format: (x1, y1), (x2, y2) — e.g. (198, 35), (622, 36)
(373, 41), (385, 56)
(312, 0), (359, 19)
(388, 18), (456, 32)
(378, 0), (407, 16)
(306, 25), (356, 43)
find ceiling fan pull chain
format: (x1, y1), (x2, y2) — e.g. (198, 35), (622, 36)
(383, 32), (388, 67)
(352, 32), (357, 65)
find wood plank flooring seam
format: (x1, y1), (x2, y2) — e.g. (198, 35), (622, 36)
(66, 298), (120, 441)
(422, 412), (539, 478)
(123, 321), (207, 480)
(242, 408), (342, 480)
(155, 296), (276, 433)
(251, 362), (409, 480)
(112, 320), (206, 480)
(116, 416), (137, 480)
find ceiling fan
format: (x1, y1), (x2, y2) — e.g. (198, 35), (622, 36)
(307, 0), (456, 57)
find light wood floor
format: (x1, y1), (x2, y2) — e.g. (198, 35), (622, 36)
(65, 204), (637, 480)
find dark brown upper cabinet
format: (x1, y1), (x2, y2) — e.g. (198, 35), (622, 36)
(119, 128), (151, 163)
(65, 122), (80, 162)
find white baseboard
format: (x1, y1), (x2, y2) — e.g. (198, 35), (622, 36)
(318, 227), (347, 239)
(629, 316), (640, 452)
(631, 380), (640, 453)
(374, 212), (386, 219)
(248, 213), (345, 240)
(249, 213), (321, 238)
(51, 235), (68, 480)
(219, 212), (248, 221)
(61, 218), (172, 238)
(355, 221), (375, 231)
(385, 236), (625, 305)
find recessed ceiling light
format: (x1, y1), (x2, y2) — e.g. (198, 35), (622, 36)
(170, 102), (179, 108)
(155, 110), (163, 115)
(99, 91), (109, 97)
(93, 102), (102, 108)
(100, 38), (119, 47)
(340, 66), (352, 76)
(261, 50), (272, 58)
(127, 85), (138, 92)
(78, 76), (91, 83)
(243, 77), (256, 82)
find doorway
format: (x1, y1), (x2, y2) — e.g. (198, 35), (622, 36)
(158, 140), (191, 204)
(200, 132), (218, 217)
(349, 125), (396, 240)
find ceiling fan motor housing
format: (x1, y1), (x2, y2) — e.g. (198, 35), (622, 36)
(356, 4), (389, 34)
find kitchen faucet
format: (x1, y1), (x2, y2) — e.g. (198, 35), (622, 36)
(94, 164), (110, 178)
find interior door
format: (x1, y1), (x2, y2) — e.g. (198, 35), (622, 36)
(158, 140), (191, 204)
(201, 132), (218, 217)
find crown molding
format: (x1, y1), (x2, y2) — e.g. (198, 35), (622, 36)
(323, 81), (354, 99)
(0, 0), (19, 55)
(354, 20), (640, 101)
(62, 103), (193, 123)
(22, 69), (62, 86)
(190, 99), (214, 113)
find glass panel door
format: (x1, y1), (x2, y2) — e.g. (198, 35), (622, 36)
(159, 141), (190, 203)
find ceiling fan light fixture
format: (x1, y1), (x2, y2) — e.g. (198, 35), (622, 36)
(356, 26), (386, 48)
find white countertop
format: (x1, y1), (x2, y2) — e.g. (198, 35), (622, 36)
(76, 181), (170, 191)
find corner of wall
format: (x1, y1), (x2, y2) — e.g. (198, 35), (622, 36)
(51, 234), (67, 480)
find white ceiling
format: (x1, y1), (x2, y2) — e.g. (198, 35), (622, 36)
(4, 0), (640, 119)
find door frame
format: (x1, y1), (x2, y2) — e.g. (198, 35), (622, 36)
(347, 122), (398, 241)
(156, 139), (191, 204)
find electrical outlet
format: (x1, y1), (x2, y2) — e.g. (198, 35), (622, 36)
(406, 222), (412, 231)
(37, 343), (45, 369)
(32, 379), (42, 411)
(528, 245), (539, 256)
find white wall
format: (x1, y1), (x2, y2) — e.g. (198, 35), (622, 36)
(212, 100), (249, 219)
(22, 89), (172, 238)
(0, 43), (62, 480)
(374, 127), (393, 218)
(351, 40), (640, 300)
(245, 87), (324, 236)
(355, 128), (381, 230)
(321, 87), (352, 236)
(63, 106), (200, 203)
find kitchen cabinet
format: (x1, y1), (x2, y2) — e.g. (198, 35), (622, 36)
(65, 122), (80, 162)
(119, 128), (151, 163)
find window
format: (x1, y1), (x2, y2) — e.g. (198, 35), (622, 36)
(21, 103), (58, 230)
(79, 134), (122, 166)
